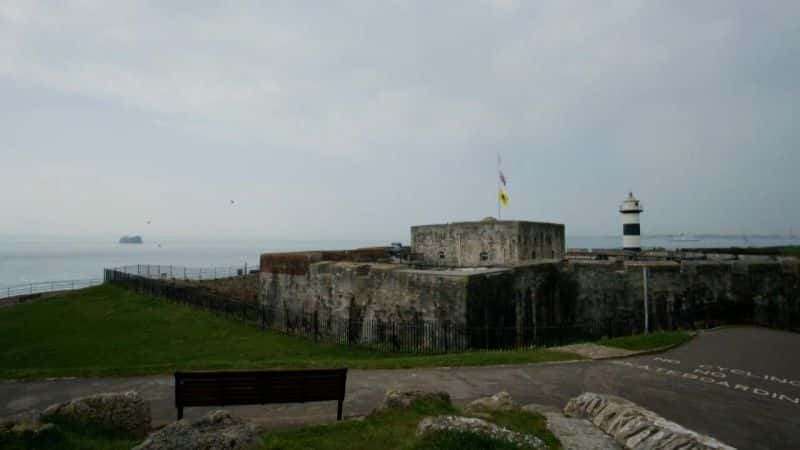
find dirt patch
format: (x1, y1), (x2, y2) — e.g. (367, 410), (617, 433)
(551, 343), (637, 360)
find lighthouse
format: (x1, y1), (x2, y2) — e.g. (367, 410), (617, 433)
(620, 192), (644, 251)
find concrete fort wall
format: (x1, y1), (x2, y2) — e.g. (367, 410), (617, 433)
(260, 252), (471, 330)
(560, 259), (800, 330)
(259, 248), (800, 345)
(461, 259), (799, 335)
(411, 220), (565, 267)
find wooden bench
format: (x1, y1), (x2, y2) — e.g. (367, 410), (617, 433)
(174, 368), (348, 420)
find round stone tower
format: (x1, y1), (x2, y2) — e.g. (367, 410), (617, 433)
(620, 192), (644, 251)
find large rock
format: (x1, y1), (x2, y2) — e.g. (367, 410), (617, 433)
(134, 410), (263, 450)
(465, 391), (516, 413)
(564, 392), (735, 450)
(41, 390), (150, 438)
(378, 389), (451, 411)
(417, 415), (544, 449)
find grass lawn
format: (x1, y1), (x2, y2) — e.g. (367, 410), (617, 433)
(598, 330), (693, 351)
(0, 285), (580, 380)
(260, 397), (561, 450)
(0, 422), (139, 450)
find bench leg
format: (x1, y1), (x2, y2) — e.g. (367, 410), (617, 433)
(177, 406), (184, 421)
(337, 400), (343, 421)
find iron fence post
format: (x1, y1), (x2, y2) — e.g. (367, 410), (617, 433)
(313, 310), (319, 342)
(444, 321), (449, 353)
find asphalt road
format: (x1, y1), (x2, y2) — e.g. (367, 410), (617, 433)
(2, 327), (798, 449)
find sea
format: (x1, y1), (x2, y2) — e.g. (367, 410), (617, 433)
(0, 235), (797, 289)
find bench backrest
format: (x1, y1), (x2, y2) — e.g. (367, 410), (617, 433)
(175, 368), (347, 411)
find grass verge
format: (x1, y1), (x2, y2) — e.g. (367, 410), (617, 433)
(0, 285), (580, 380)
(260, 397), (561, 450)
(0, 421), (139, 450)
(599, 330), (692, 351)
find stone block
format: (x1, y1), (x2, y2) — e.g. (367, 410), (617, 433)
(42, 390), (151, 438)
(465, 391), (517, 413)
(377, 389), (452, 411)
(563, 392), (735, 450)
(417, 415), (544, 449)
(134, 410), (262, 450)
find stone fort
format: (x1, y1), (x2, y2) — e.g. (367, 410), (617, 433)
(259, 218), (800, 341)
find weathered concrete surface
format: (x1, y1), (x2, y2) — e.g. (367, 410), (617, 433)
(259, 248), (800, 347)
(134, 409), (262, 450)
(1, 328), (798, 450)
(564, 392), (734, 449)
(417, 414), (545, 448)
(542, 411), (621, 450)
(41, 390), (151, 438)
(567, 258), (800, 328)
(521, 403), (621, 449)
(261, 259), (471, 325)
(411, 219), (565, 267)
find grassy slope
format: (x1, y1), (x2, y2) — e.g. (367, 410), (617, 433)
(261, 397), (561, 450)
(599, 330), (692, 351)
(0, 422), (139, 450)
(0, 285), (579, 380)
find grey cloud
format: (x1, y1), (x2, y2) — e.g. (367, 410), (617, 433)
(0, 0), (798, 239)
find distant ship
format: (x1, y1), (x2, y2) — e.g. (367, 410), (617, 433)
(119, 235), (143, 244)
(671, 233), (701, 242)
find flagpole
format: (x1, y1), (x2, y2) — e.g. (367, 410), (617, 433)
(497, 153), (501, 220)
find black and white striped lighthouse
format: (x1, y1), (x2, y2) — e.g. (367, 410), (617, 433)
(620, 192), (644, 251)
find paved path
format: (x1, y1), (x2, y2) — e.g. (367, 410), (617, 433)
(2, 327), (798, 449)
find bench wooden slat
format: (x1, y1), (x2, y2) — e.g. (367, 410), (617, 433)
(174, 368), (347, 420)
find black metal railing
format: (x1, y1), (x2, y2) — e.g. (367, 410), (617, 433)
(110, 263), (259, 281)
(0, 279), (104, 300)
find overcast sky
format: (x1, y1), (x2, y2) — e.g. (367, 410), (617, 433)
(1, 1), (798, 241)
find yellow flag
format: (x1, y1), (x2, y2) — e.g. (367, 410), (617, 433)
(499, 189), (509, 206)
